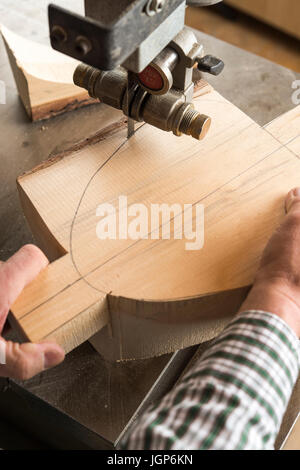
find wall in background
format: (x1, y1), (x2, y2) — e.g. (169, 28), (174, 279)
(186, 5), (300, 73)
(226, 0), (300, 40)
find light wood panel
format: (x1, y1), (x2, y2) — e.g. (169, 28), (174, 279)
(10, 83), (300, 359)
(1, 25), (97, 121)
(226, 0), (300, 40)
(186, 6), (300, 73)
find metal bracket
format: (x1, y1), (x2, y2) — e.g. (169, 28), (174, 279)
(49, 1), (185, 71)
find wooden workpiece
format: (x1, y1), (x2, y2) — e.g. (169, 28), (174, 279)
(10, 81), (300, 360)
(1, 26), (97, 121)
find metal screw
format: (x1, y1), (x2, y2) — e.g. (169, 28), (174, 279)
(50, 25), (67, 44)
(144, 0), (165, 16)
(175, 105), (212, 141)
(189, 113), (211, 140)
(73, 64), (102, 98)
(75, 36), (92, 56)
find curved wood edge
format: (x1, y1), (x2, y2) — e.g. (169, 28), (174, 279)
(12, 79), (253, 359)
(90, 286), (250, 361)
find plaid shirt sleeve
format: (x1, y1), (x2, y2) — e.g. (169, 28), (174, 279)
(120, 311), (300, 450)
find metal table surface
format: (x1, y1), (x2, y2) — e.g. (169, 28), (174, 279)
(0, 0), (299, 449)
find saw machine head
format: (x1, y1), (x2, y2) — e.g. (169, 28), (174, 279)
(49, 0), (224, 140)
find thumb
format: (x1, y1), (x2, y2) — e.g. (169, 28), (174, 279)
(0, 339), (65, 381)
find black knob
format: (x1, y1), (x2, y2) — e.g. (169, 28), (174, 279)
(197, 55), (225, 76)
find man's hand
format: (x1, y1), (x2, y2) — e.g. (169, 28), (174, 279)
(241, 188), (300, 337)
(0, 245), (65, 380)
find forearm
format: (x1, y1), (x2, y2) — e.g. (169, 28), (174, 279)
(241, 280), (300, 337)
(121, 310), (300, 450)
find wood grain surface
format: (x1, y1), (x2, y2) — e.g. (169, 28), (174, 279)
(10, 83), (300, 360)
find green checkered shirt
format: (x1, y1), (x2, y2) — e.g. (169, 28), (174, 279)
(121, 311), (300, 450)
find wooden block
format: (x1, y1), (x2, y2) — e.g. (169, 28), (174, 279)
(10, 82), (300, 359)
(1, 25), (97, 121)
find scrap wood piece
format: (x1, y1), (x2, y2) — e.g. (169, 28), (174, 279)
(10, 84), (300, 360)
(1, 25), (97, 121)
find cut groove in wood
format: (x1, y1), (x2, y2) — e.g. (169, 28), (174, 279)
(10, 82), (300, 360)
(1, 25), (97, 121)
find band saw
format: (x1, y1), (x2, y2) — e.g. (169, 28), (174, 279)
(49, 0), (224, 140)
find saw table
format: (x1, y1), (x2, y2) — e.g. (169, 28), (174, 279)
(0, 0), (299, 449)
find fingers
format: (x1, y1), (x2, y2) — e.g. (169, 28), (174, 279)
(285, 188), (300, 214)
(0, 339), (65, 380)
(0, 245), (49, 331)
